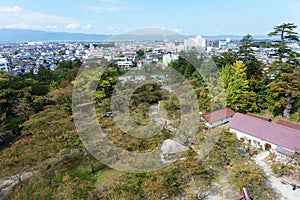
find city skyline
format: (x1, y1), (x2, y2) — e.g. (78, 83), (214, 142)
(0, 0), (299, 36)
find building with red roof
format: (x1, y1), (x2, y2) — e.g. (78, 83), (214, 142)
(246, 113), (270, 121)
(203, 107), (235, 128)
(228, 113), (300, 157)
(277, 119), (300, 132)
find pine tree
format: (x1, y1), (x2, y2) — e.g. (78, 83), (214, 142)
(238, 34), (263, 79)
(212, 49), (238, 68)
(267, 23), (300, 117)
(268, 23), (299, 64)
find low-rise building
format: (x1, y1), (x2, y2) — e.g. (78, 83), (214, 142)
(162, 53), (178, 66)
(276, 119), (300, 132)
(0, 57), (10, 72)
(202, 107), (235, 128)
(228, 113), (300, 158)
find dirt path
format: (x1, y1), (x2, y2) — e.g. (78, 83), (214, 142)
(254, 151), (300, 200)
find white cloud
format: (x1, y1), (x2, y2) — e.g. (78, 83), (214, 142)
(107, 26), (121, 33)
(0, 6), (79, 30)
(46, 25), (58, 29)
(3, 23), (29, 29)
(174, 28), (182, 33)
(66, 23), (81, 29)
(83, 24), (96, 30)
(0, 6), (22, 13)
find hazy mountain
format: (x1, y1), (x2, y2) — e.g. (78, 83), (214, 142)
(203, 35), (271, 41)
(0, 29), (271, 43)
(108, 28), (189, 41)
(0, 29), (110, 43)
(0, 28), (188, 42)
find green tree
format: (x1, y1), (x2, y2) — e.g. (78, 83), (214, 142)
(222, 62), (257, 112)
(267, 23), (300, 117)
(238, 34), (263, 80)
(268, 64), (300, 117)
(189, 71), (212, 112)
(0, 72), (33, 145)
(268, 23), (299, 64)
(136, 49), (144, 60)
(95, 67), (119, 102)
(211, 49), (238, 68)
(169, 51), (201, 78)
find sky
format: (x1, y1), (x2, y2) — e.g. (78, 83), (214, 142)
(0, 0), (300, 36)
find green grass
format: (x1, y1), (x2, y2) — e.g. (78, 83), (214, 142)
(257, 110), (266, 115)
(69, 165), (95, 181)
(95, 168), (121, 184)
(68, 161), (109, 183)
(290, 112), (300, 122)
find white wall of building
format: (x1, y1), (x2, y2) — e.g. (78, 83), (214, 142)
(0, 58), (10, 72)
(163, 53), (178, 66)
(184, 35), (206, 51)
(229, 128), (278, 153)
(205, 116), (233, 128)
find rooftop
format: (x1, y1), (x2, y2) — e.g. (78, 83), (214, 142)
(246, 113), (270, 121)
(277, 119), (300, 132)
(228, 113), (300, 152)
(203, 107), (235, 124)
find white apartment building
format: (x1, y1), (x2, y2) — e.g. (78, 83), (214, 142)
(184, 35), (206, 51)
(0, 57), (10, 72)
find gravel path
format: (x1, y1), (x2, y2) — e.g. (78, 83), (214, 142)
(254, 151), (300, 200)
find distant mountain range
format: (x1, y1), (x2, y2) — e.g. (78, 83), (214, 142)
(0, 29), (110, 43)
(0, 29), (270, 43)
(203, 35), (270, 41)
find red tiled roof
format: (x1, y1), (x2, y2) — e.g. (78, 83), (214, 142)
(227, 113), (300, 152)
(277, 119), (300, 132)
(203, 108), (235, 124)
(246, 113), (269, 121)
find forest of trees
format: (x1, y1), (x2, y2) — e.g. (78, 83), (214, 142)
(0, 22), (299, 199)
(171, 23), (300, 119)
